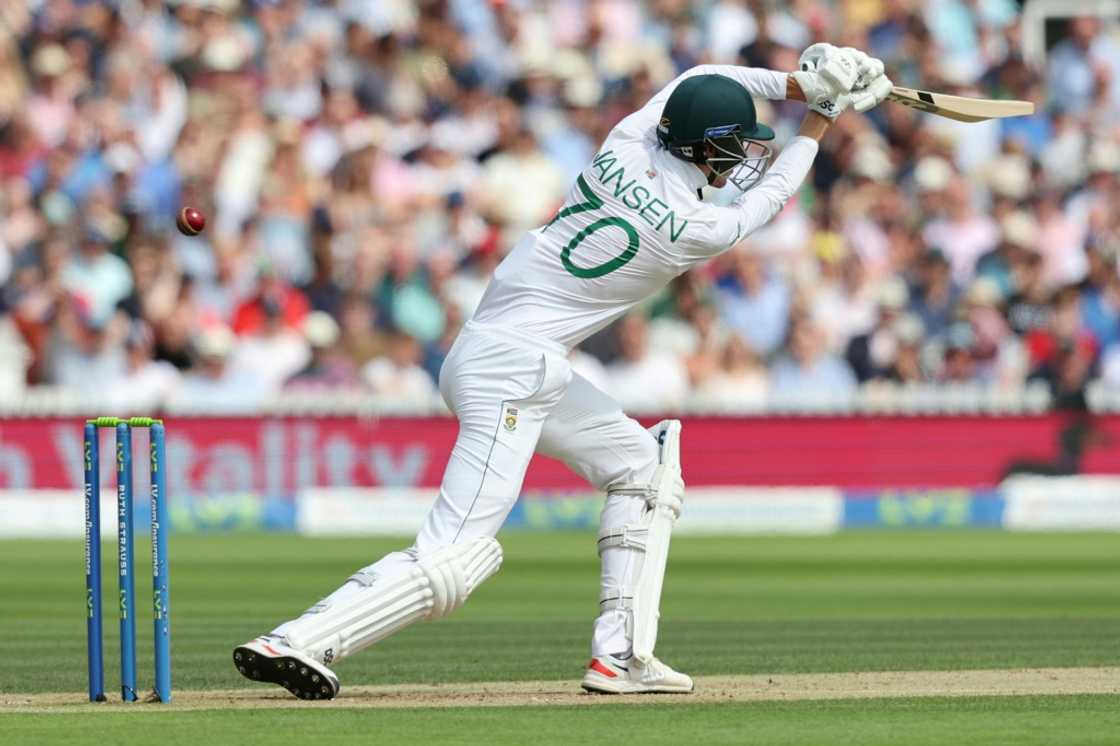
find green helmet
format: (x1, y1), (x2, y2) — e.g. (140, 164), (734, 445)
(656, 74), (774, 191)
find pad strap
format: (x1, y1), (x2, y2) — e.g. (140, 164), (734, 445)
(608, 483), (653, 499)
(596, 524), (648, 554)
(599, 588), (635, 612)
(599, 586), (636, 640)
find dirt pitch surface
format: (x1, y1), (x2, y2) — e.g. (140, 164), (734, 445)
(4, 667), (1118, 713)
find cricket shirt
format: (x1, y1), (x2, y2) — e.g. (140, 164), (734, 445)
(472, 64), (820, 351)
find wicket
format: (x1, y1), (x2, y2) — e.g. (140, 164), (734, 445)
(84, 416), (171, 703)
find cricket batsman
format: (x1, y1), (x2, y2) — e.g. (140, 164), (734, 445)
(234, 44), (892, 699)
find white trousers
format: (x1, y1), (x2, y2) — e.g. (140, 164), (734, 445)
(276, 322), (659, 657)
(432, 322), (659, 656)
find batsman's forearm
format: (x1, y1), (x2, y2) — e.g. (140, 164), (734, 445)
(786, 74), (806, 102)
(733, 135), (819, 235)
(797, 111), (832, 141)
(701, 134), (818, 256)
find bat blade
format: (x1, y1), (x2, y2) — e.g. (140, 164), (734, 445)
(887, 86), (1035, 123)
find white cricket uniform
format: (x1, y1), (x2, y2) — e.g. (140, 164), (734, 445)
(274, 65), (819, 660)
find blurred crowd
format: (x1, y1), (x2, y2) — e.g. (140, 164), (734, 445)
(1, 0), (1118, 413)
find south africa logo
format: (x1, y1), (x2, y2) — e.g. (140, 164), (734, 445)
(504, 406), (519, 432)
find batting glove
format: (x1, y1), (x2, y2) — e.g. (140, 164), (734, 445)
(793, 43), (857, 119)
(797, 43), (860, 91)
(794, 43), (892, 118)
(791, 71), (853, 119)
(850, 73), (894, 113)
(840, 47), (885, 89)
(839, 46), (892, 112)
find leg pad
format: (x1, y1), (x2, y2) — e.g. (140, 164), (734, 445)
(599, 420), (684, 663)
(284, 537), (502, 663)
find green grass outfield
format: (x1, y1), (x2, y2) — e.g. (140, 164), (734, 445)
(2, 531), (1118, 744)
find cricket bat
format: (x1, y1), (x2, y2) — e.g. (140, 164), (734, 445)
(887, 86), (1035, 123)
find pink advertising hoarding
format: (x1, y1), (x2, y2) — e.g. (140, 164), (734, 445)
(1, 414), (1118, 494)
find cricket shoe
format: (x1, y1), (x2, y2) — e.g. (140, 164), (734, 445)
(581, 654), (694, 694)
(233, 637), (340, 701)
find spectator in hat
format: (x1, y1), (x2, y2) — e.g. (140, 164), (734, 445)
(336, 292), (388, 369)
(1039, 111), (1089, 189)
(1034, 189), (1086, 287)
(605, 313), (689, 412)
(1067, 139), (1120, 247)
(285, 311), (360, 390)
(910, 250), (960, 338)
(940, 322), (977, 383)
(1006, 249), (1052, 338)
(691, 334), (770, 409)
(540, 75), (604, 184)
(715, 248), (791, 357)
(479, 127), (565, 233)
(231, 264), (310, 335)
(60, 225), (132, 328)
(921, 177), (1000, 286)
(883, 314), (926, 383)
(44, 295), (127, 393)
(963, 277), (1013, 383)
(25, 44), (75, 149)
(104, 320), (180, 412)
(806, 233), (878, 354)
(170, 325), (265, 410)
(229, 294), (311, 392)
(976, 211), (1038, 299)
(408, 130), (482, 206)
(361, 329), (438, 405)
(846, 277), (909, 382)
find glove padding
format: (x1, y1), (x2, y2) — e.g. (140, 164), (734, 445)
(794, 43), (893, 119)
(799, 43), (859, 92)
(851, 74), (893, 113)
(842, 46), (892, 112)
(791, 70), (845, 119)
(843, 47), (885, 89)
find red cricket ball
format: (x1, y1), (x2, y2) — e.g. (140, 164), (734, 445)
(176, 206), (206, 236)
